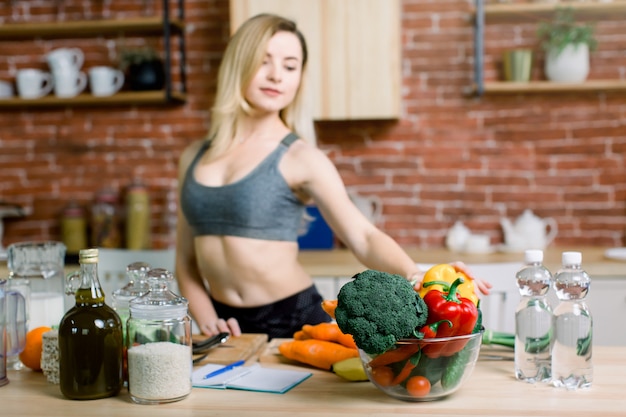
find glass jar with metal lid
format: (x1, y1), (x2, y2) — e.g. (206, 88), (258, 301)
(126, 268), (192, 404)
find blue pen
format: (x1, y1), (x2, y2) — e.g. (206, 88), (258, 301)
(202, 360), (246, 380)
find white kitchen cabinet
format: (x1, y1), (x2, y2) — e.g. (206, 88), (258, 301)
(230, 0), (401, 120)
(312, 276), (352, 302)
(541, 276), (626, 346)
(585, 277), (626, 346)
(464, 265), (626, 346)
(456, 263), (521, 335)
(480, 271), (626, 346)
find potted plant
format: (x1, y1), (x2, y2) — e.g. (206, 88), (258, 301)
(118, 46), (165, 91)
(537, 7), (597, 83)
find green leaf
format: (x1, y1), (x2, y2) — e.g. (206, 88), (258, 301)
(537, 7), (597, 56)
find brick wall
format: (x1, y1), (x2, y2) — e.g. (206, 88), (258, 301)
(0, 0), (625, 251)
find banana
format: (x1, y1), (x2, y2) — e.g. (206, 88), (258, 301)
(331, 357), (369, 382)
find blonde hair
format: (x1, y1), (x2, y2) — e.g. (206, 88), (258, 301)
(207, 14), (316, 158)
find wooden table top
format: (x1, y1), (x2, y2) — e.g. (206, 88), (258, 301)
(1, 345), (624, 416)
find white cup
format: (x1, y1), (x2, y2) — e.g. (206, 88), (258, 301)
(0, 80), (14, 98)
(53, 69), (87, 98)
(16, 69), (54, 99)
(464, 234), (493, 254)
(46, 47), (84, 73)
(89, 66), (125, 97)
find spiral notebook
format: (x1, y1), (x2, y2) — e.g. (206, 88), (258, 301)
(192, 363), (312, 394)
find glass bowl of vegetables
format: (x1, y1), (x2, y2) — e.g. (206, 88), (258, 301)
(358, 331), (483, 401)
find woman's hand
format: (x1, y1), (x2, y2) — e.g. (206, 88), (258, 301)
(409, 262), (492, 296)
(199, 317), (242, 337)
(407, 269), (425, 287)
(450, 261), (492, 295)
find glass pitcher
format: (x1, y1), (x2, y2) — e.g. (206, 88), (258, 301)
(7, 241), (67, 328)
(6, 241), (66, 370)
(0, 279), (27, 386)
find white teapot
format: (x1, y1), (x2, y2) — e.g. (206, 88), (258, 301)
(446, 221), (471, 252)
(500, 209), (558, 252)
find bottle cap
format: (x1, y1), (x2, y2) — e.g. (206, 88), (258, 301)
(63, 201), (85, 217)
(95, 188), (118, 204)
(524, 249), (543, 263)
(562, 251), (582, 265)
(79, 248), (98, 263)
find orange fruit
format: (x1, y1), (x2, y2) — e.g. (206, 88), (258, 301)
(19, 326), (52, 371)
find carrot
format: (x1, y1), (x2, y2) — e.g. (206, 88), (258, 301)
(368, 344), (420, 368)
(390, 356), (419, 386)
(301, 322), (357, 349)
(278, 339), (359, 370)
(321, 299), (337, 319)
(293, 330), (311, 340)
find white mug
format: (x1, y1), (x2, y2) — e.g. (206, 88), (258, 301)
(464, 234), (492, 254)
(0, 80), (14, 98)
(89, 66), (125, 97)
(46, 47), (84, 73)
(16, 69), (54, 99)
(53, 69), (87, 98)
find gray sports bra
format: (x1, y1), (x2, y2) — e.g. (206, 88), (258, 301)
(180, 133), (306, 241)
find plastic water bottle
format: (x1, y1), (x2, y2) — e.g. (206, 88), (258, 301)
(514, 249), (554, 383)
(551, 251), (593, 390)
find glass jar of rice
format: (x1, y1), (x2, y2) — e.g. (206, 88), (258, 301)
(127, 268), (192, 404)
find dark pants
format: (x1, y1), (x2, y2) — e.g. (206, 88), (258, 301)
(210, 285), (331, 339)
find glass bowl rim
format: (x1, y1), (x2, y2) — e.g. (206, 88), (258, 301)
(393, 329), (484, 344)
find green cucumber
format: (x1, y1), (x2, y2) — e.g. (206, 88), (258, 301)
(441, 346), (473, 390)
(411, 354), (449, 386)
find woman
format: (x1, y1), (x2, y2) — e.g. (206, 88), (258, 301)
(176, 14), (489, 339)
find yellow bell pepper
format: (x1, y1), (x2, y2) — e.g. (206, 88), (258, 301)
(418, 264), (479, 306)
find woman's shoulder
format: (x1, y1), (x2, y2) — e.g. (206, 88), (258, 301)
(288, 135), (331, 164)
(283, 135), (338, 180)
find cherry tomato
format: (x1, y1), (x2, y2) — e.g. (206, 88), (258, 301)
(370, 366), (395, 387)
(406, 375), (431, 398)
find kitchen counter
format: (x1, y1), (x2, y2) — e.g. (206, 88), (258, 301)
(1, 345), (624, 416)
(298, 246), (626, 277)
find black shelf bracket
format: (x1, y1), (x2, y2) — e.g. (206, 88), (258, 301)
(161, 0), (187, 103)
(473, 0), (484, 97)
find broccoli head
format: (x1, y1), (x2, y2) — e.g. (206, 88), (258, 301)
(334, 269), (428, 355)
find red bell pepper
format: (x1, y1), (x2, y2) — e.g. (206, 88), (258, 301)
(421, 277), (478, 357)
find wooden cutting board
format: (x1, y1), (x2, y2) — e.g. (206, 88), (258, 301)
(192, 333), (268, 366)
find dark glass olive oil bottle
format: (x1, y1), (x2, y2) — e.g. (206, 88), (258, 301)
(58, 248), (123, 400)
